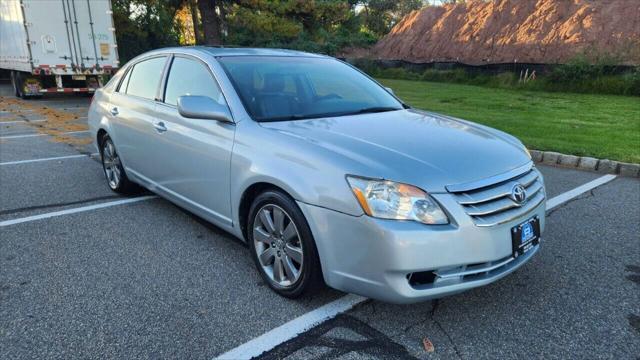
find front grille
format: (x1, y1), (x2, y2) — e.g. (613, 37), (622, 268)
(450, 167), (545, 227)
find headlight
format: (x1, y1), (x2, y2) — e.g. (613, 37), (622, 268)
(346, 176), (449, 225)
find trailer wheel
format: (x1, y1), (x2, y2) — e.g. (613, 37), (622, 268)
(10, 71), (21, 98)
(12, 72), (28, 99)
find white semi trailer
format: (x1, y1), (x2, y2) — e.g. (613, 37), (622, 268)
(0, 0), (119, 98)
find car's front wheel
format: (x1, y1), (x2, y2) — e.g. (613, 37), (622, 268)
(248, 190), (323, 298)
(100, 133), (138, 194)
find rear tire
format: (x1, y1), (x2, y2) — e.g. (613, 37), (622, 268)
(247, 190), (324, 298)
(99, 133), (139, 194)
(11, 71), (23, 98)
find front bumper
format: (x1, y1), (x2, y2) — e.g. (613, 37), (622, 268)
(298, 193), (545, 304)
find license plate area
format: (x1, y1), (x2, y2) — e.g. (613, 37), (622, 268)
(511, 215), (540, 257)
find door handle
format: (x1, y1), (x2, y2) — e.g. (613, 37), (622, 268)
(110, 107), (119, 116)
(153, 121), (167, 133)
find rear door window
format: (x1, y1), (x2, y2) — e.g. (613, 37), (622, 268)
(125, 56), (167, 100)
(163, 56), (225, 106)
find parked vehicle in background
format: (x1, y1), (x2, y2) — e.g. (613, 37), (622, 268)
(0, 0), (119, 98)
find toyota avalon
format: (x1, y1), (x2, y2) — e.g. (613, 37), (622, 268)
(88, 47), (545, 304)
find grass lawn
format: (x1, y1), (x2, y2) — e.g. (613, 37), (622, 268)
(378, 78), (640, 163)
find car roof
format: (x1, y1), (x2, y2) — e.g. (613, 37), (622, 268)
(156, 46), (327, 58)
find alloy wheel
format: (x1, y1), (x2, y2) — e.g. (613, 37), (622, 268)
(102, 139), (122, 189)
(253, 204), (304, 288)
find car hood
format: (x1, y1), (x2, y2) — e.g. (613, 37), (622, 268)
(260, 109), (531, 192)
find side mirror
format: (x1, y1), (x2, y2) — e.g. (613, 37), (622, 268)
(177, 95), (233, 123)
(384, 87), (394, 95)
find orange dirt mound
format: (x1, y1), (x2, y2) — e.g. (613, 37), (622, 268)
(371, 0), (640, 65)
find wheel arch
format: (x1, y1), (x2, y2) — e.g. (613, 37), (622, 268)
(238, 181), (294, 242)
(239, 180), (326, 294)
(96, 128), (108, 149)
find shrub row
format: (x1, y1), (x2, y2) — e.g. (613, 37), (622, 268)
(352, 59), (640, 96)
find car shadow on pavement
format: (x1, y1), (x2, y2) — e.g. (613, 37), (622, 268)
(256, 313), (415, 360)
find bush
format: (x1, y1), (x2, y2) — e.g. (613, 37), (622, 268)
(492, 72), (518, 87)
(360, 60), (640, 96)
(548, 56), (600, 83)
(621, 70), (640, 96)
(541, 68), (640, 96)
(421, 69), (468, 83)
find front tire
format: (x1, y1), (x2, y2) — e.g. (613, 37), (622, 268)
(248, 190), (323, 298)
(100, 133), (138, 194)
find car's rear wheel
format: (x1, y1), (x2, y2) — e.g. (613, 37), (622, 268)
(248, 190), (323, 298)
(100, 133), (138, 194)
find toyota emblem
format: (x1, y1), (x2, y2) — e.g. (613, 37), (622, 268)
(511, 184), (527, 204)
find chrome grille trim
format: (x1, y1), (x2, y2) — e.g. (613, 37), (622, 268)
(445, 162), (533, 193)
(473, 191), (545, 227)
(450, 166), (546, 227)
(435, 255), (515, 279)
(457, 170), (538, 205)
(433, 243), (540, 282)
(464, 180), (544, 216)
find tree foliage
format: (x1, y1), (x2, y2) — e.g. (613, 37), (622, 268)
(361, 0), (423, 36)
(224, 0), (375, 54)
(113, 0), (427, 62)
(112, 0), (183, 62)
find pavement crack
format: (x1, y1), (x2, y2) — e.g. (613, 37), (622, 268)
(430, 298), (440, 316)
(402, 319), (423, 333)
(0, 195), (122, 217)
(430, 299), (464, 360)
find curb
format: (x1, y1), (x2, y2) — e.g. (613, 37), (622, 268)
(530, 150), (640, 178)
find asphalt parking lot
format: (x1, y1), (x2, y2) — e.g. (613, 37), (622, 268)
(1, 85), (638, 359)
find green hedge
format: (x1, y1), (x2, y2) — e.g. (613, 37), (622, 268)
(353, 59), (640, 96)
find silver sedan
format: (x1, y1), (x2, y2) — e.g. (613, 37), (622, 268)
(88, 47), (546, 304)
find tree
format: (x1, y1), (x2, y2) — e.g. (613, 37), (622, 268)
(360, 0), (424, 36)
(189, 0), (204, 44)
(197, 0), (223, 45)
(220, 0), (374, 55)
(113, 0), (411, 61)
(112, 0), (183, 62)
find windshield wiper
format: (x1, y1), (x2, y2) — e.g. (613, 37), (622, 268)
(257, 107), (402, 122)
(257, 114), (309, 122)
(351, 106), (402, 115)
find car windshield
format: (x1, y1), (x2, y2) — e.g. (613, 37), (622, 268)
(217, 56), (405, 122)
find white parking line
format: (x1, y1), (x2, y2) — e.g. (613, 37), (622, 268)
(0, 165), (620, 355)
(545, 174), (617, 210)
(216, 294), (367, 360)
(216, 173), (618, 360)
(0, 153), (99, 166)
(0, 130), (89, 140)
(0, 195), (157, 227)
